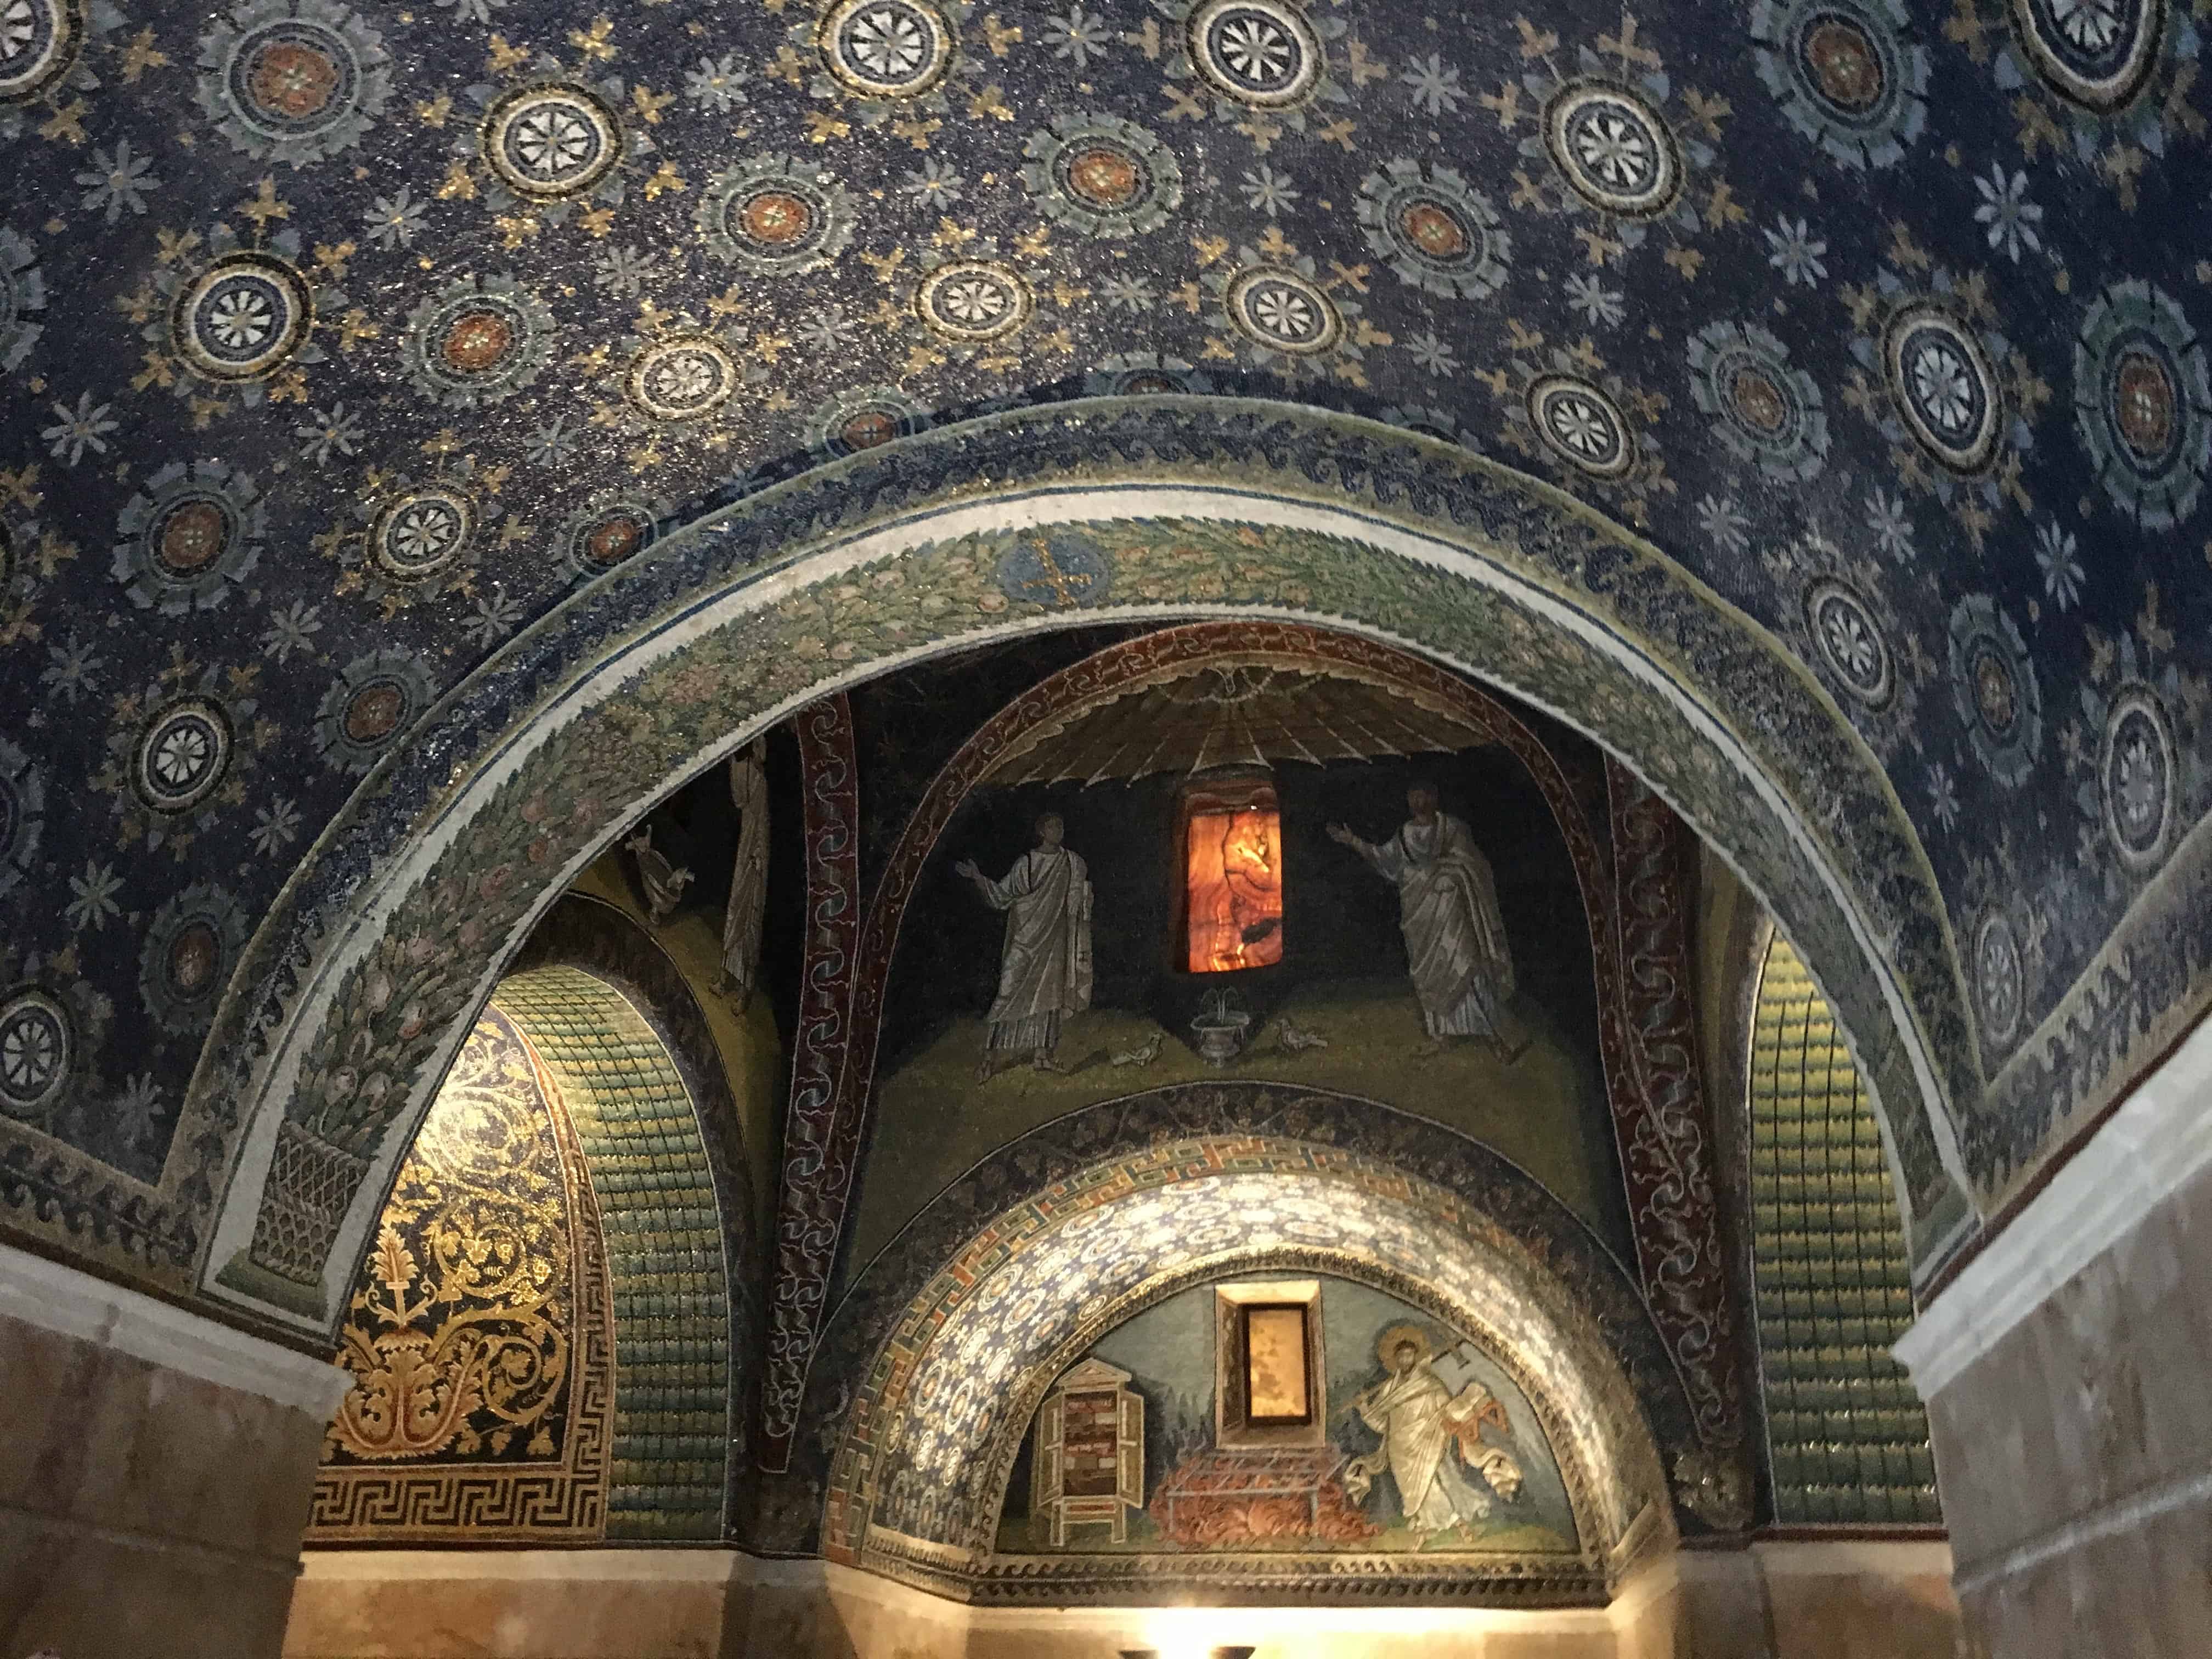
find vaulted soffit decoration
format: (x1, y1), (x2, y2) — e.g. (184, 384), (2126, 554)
(0, 0), (2204, 1312)
(983, 653), (1496, 786)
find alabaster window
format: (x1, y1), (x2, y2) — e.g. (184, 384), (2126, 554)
(1178, 770), (1283, 974)
(1240, 1303), (1314, 1425)
(1214, 1279), (1325, 1449)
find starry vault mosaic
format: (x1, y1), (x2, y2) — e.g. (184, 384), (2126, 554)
(0, 0), (2209, 1289)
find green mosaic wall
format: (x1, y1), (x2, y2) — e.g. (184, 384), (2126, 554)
(1750, 939), (1940, 1526)
(495, 966), (731, 1540)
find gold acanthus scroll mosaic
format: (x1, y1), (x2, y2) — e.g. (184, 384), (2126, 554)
(311, 1008), (613, 1540)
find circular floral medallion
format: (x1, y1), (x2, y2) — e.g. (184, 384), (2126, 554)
(1750, 0), (1929, 168)
(916, 259), (1031, 342)
(818, 0), (955, 99)
(369, 488), (473, 583)
(1186, 0), (1322, 108)
(344, 685), (402, 742)
(1974, 911), (2025, 1047)
(625, 335), (740, 421)
(1223, 267), (1341, 355)
(698, 155), (855, 275)
(171, 253), (311, 382)
(1065, 145), (1138, 207)
(0, 989), (69, 1118)
(1543, 81), (1683, 218)
(807, 386), (930, 458)
(1883, 303), (2004, 475)
(1803, 578), (1894, 707)
(1527, 374), (1635, 478)
(559, 493), (662, 580)
(113, 459), (266, 615)
(315, 649), (433, 775)
(0, 225), (46, 373)
(1022, 114), (1183, 238)
(0, 734), (43, 904)
(2102, 685), (2177, 870)
(1689, 321), (1829, 481)
(1, 0), (81, 104)
(2008, 0), (2164, 110)
(481, 82), (622, 201)
(133, 697), (233, 814)
(196, 0), (391, 167)
(1949, 595), (2041, 787)
(140, 883), (244, 1035)
(1356, 160), (1510, 300)
(2073, 279), (2212, 529)
(402, 274), (554, 409)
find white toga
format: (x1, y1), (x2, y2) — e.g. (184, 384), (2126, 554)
(978, 846), (1093, 1052)
(1344, 1362), (1523, 1533)
(1350, 812), (1515, 1039)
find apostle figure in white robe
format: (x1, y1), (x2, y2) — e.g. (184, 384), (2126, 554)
(1343, 1330), (1523, 1537)
(1328, 784), (1525, 1060)
(715, 740), (770, 1008)
(955, 812), (1093, 1080)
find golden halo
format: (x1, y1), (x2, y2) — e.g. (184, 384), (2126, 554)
(1375, 1322), (1432, 1369)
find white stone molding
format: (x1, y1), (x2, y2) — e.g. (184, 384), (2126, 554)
(0, 1239), (351, 1417)
(1893, 1009), (2212, 1398)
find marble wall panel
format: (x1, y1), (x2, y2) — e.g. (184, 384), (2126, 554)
(738, 1561), (968, 1659)
(1926, 1161), (2212, 1567)
(1955, 1481), (2212, 1659)
(1909, 1057), (2212, 1658)
(1756, 1541), (1957, 1659)
(1673, 1551), (1769, 1659)
(278, 1544), (1962, 1656)
(0, 1310), (331, 1659)
(286, 1550), (752, 1659)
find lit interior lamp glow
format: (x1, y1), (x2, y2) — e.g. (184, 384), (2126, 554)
(1184, 806), (1283, 972)
(1132, 1613), (1265, 1659)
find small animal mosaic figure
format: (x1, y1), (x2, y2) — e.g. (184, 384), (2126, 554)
(1110, 1030), (1164, 1067)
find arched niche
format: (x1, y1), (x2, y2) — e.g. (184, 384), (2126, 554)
(308, 964), (735, 1542)
(172, 400), (1977, 1341)
(817, 1136), (1672, 1604)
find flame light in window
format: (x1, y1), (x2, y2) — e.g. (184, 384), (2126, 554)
(1184, 803), (1283, 973)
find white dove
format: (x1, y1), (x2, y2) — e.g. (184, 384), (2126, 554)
(1110, 1030), (1164, 1067)
(1276, 1016), (1329, 1053)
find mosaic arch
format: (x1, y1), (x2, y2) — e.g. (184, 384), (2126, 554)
(751, 621), (1748, 1476)
(783, 1080), (1700, 1561)
(308, 966), (733, 1541)
(4, 0), (2211, 1361)
(168, 404), (1992, 1341)
(818, 1137), (1672, 1604)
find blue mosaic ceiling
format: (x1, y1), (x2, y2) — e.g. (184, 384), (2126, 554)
(1, 0), (2209, 1199)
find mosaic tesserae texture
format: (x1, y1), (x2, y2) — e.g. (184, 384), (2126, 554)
(0, 0), (2208, 1325)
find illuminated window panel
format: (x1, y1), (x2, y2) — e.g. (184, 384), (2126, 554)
(1181, 772), (1283, 974)
(1242, 1304), (1313, 1425)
